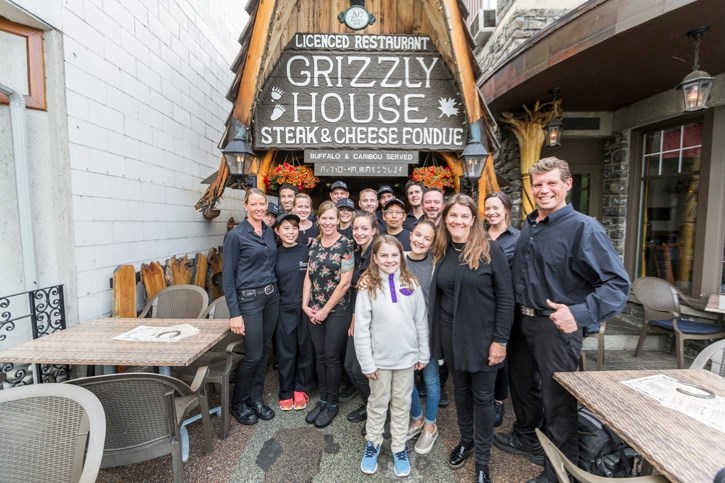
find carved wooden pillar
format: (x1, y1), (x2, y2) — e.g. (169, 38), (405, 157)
(500, 99), (561, 219)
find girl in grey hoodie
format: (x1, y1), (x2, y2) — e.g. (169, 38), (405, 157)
(354, 235), (429, 478)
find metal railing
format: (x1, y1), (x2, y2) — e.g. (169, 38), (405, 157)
(0, 284), (69, 387)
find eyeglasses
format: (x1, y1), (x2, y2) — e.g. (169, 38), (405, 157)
(385, 211), (405, 216)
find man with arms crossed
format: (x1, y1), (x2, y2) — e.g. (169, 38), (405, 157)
(495, 157), (630, 483)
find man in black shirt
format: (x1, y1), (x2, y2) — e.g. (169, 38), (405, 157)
(382, 198), (411, 250)
(376, 185), (395, 226)
(494, 157), (630, 483)
(403, 181), (425, 231)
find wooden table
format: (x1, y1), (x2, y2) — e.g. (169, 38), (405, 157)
(554, 369), (725, 483)
(0, 318), (230, 370)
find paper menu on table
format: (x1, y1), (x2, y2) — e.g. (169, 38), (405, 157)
(113, 324), (200, 342)
(622, 374), (725, 433)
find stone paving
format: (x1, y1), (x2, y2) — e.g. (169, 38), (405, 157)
(96, 349), (680, 482)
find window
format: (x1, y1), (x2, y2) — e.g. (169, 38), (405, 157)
(0, 17), (46, 110)
(570, 173), (591, 216)
(637, 121), (702, 292)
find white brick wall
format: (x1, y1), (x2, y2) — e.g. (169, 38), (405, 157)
(60, 0), (247, 319)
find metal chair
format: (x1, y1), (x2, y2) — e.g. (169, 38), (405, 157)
(172, 296), (243, 439)
(138, 284), (209, 319)
(691, 339), (725, 376)
(535, 428), (667, 483)
(67, 370), (213, 483)
(579, 320), (607, 371)
(0, 383), (106, 483)
(632, 277), (725, 368)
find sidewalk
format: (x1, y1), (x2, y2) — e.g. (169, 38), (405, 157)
(96, 349), (679, 482)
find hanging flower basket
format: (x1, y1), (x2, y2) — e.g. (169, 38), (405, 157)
(264, 163), (319, 192)
(411, 166), (454, 191)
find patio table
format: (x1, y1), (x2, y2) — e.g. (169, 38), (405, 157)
(0, 317), (230, 374)
(554, 369), (725, 483)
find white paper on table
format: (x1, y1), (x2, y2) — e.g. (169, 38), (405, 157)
(113, 324), (200, 342)
(661, 391), (725, 434)
(621, 374), (679, 402)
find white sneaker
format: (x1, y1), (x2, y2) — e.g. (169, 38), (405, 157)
(414, 425), (439, 455)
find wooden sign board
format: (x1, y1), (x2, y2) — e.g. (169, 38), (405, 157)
(314, 163), (408, 177)
(304, 150), (418, 164)
(253, 34), (466, 151)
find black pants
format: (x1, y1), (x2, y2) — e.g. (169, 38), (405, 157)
(308, 309), (351, 405)
(441, 323), (497, 467)
(494, 362), (509, 401)
(275, 306), (315, 400)
(232, 290), (279, 405)
(344, 335), (370, 403)
(508, 313), (582, 480)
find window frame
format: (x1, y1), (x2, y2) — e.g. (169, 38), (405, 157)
(0, 17), (46, 110)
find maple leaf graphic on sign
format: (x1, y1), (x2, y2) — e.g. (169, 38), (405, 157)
(438, 97), (459, 118)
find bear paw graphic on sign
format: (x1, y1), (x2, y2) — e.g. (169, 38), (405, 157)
(270, 105), (286, 121)
(271, 87), (283, 101)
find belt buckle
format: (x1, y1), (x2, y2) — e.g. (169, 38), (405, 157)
(521, 306), (535, 317)
(263, 284), (274, 295)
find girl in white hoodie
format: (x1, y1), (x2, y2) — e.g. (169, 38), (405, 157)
(354, 235), (429, 478)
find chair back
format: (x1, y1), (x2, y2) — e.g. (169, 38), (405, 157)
(632, 277), (679, 321)
(0, 383), (106, 483)
(200, 296), (230, 319)
(691, 339), (725, 376)
(140, 284), (209, 319)
(67, 372), (191, 468)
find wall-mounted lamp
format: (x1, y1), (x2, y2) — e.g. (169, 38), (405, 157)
(677, 26), (714, 113)
(459, 138), (488, 200)
(221, 123), (259, 189)
(545, 88), (563, 147)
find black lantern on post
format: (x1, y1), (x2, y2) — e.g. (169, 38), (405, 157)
(221, 124), (259, 189)
(459, 138), (488, 201)
(545, 88), (563, 147)
(677, 26), (714, 113)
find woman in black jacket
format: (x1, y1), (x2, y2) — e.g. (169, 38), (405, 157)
(429, 194), (514, 483)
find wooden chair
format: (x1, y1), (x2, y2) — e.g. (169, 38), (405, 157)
(632, 277), (725, 368)
(0, 383), (106, 483)
(138, 284), (209, 319)
(172, 296), (243, 439)
(68, 370), (213, 483)
(535, 428), (667, 483)
(579, 320), (607, 371)
(691, 339), (725, 376)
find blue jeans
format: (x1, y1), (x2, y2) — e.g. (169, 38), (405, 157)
(410, 359), (441, 425)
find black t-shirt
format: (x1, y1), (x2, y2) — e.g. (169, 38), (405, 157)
(298, 224), (320, 247)
(338, 225), (353, 241)
(275, 243), (308, 310)
(390, 229), (411, 251)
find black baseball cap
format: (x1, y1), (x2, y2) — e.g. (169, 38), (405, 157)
(330, 180), (349, 192)
(273, 212), (300, 228)
(377, 185), (394, 198)
(266, 203), (279, 216)
(383, 198), (406, 211)
(336, 198), (355, 211)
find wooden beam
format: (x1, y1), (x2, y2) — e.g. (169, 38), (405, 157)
(256, 150), (276, 191)
(232, 0), (277, 125)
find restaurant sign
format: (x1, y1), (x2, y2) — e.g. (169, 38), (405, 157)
(253, 34), (466, 151)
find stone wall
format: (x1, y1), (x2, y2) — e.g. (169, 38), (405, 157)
(492, 129), (523, 227)
(600, 130), (630, 257)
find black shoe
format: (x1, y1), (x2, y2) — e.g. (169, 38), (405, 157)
(338, 383), (357, 401)
(439, 389), (449, 408)
(306, 401), (327, 424)
(494, 400), (505, 427)
(347, 404), (367, 423)
(314, 404), (339, 428)
(250, 401), (275, 421)
(493, 431), (545, 465)
(231, 402), (258, 425)
(476, 465), (491, 483)
(526, 472), (554, 483)
(448, 440), (475, 469)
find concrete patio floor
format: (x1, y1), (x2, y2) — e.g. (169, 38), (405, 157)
(95, 349), (681, 483)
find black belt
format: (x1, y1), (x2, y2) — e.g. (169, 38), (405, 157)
(240, 284), (276, 298)
(519, 305), (553, 317)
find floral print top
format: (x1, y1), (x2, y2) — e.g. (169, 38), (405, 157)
(307, 235), (355, 311)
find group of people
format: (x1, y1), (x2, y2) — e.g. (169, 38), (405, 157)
(222, 157), (630, 483)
